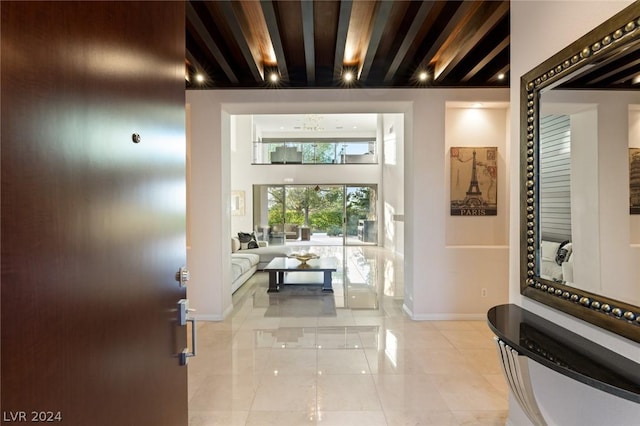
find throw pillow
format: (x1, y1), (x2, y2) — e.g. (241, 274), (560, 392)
(237, 232), (256, 250)
(247, 240), (259, 249)
(555, 240), (571, 265)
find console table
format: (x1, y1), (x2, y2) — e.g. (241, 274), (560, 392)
(488, 304), (640, 425)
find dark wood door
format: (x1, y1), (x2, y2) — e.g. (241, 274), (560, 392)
(1, 2), (188, 425)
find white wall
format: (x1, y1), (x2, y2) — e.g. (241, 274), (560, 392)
(381, 114), (405, 299)
(230, 115), (254, 234)
(510, 1), (640, 424)
(381, 113), (404, 257)
(440, 106), (510, 315)
(445, 106), (509, 246)
(570, 108), (602, 294)
(187, 88), (509, 320)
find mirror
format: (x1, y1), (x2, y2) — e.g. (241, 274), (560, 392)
(521, 2), (640, 342)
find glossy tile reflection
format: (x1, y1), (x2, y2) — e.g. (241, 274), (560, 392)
(188, 246), (507, 426)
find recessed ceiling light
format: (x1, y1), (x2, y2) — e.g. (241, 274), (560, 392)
(269, 72), (279, 83)
(343, 71), (354, 82)
(418, 71), (428, 81)
(196, 74), (205, 83)
(498, 73), (505, 80)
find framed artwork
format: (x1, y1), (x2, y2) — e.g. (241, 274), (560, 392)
(450, 147), (497, 216)
(231, 190), (245, 216)
(630, 148), (640, 214)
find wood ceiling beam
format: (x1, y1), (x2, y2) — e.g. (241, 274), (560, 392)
(598, 58), (640, 85)
(344, 1), (376, 67)
(185, 2), (238, 84)
(462, 36), (509, 82)
(261, 0), (289, 81)
(417, 1), (475, 74)
(358, 1), (393, 81)
(184, 0), (510, 88)
(383, 1), (435, 84)
(434, 0), (509, 81)
(490, 64), (510, 83)
(218, 0), (263, 82)
(186, 50), (205, 74)
(558, 42), (640, 86)
(301, 0), (315, 85)
(333, 0), (353, 81)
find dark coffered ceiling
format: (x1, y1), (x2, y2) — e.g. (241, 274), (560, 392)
(185, 0), (510, 89)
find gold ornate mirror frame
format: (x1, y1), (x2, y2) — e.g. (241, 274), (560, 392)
(520, 3), (640, 343)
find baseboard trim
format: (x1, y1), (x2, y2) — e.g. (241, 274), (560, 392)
(223, 303), (234, 319)
(402, 303), (413, 317)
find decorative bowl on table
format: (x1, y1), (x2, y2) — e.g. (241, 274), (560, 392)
(288, 252), (319, 265)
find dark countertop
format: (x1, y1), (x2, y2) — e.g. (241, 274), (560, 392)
(487, 304), (640, 403)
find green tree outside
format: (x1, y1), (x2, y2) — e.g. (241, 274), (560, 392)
(266, 185), (374, 237)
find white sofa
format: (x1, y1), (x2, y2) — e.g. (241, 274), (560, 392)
(540, 240), (573, 283)
(231, 251), (259, 293)
(231, 237), (290, 293)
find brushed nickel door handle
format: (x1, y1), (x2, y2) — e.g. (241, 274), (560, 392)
(177, 299), (196, 366)
(179, 318), (197, 366)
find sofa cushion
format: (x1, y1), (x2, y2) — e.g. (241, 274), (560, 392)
(232, 253), (259, 271)
(231, 253), (259, 282)
(241, 245), (289, 265)
(540, 259), (563, 282)
(231, 237), (241, 253)
(540, 240), (561, 260)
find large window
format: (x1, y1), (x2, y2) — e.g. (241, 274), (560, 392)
(253, 184), (377, 246)
(252, 138), (377, 165)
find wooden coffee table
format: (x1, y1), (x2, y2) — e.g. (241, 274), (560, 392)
(264, 257), (337, 293)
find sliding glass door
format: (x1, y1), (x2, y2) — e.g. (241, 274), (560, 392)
(254, 184), (377, 246)
(345, 185), (377, 246)
(284, 185), (343, 244)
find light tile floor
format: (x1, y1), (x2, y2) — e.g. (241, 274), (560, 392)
(188, 246), (508, 426)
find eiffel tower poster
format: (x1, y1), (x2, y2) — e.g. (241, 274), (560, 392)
(629, 148), (640, 214)
(450, 147), (498, 216)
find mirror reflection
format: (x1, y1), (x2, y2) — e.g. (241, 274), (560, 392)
(521, 3), (640, 342)
(538, 89), (640, 307)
